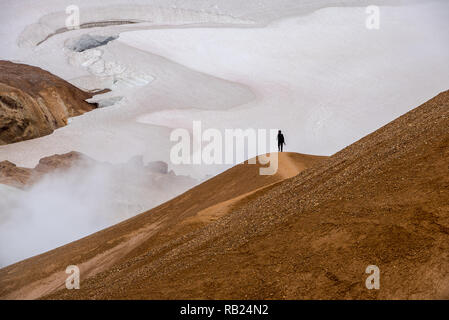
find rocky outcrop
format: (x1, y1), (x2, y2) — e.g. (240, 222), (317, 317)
(0, 160), (33, 188)
(0, 60), (96, 145)
(34, 151), (95, 174)
(0, 151), (93, 188)
(0, 151), (188, 190)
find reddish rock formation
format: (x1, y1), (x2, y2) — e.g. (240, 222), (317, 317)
(34, 151), (95, 174)
(0, 151), (185, 190)
(0, 160), (33, 188)
(0, 60), (96, 145)
(0, 151), (94, 188)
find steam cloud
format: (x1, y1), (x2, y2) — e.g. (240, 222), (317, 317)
(0, 159), (197, 267)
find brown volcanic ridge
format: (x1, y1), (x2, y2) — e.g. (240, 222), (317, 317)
(0, 60), (97, 145)
(1, 90), (449, 300)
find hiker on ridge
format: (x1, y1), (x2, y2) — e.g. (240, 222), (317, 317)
(277, 130), (285, 152)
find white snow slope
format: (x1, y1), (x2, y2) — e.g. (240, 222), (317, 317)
(0, 0), (447, 176)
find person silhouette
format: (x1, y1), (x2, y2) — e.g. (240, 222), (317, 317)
(277, 130), (285, 152)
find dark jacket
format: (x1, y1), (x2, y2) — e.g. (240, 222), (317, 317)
(277, 133), (285, 144)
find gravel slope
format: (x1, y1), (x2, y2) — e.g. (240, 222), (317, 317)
(0, 152), (324, 299)
(42, 90), (449, 300)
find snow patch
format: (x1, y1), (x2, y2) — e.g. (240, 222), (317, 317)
(66, 43), (155, 95)
(87, 95), (123, 108)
